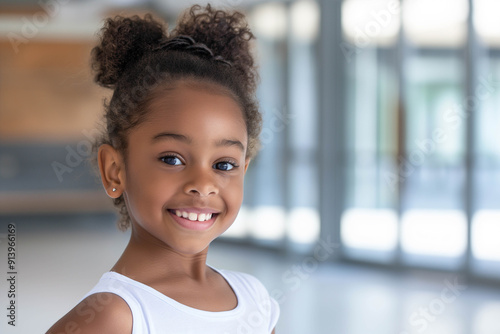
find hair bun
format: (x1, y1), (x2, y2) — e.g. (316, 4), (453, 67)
(91, 14), (166, 88)
(153, 35), (232, 66)
(173, 4), (257, 90)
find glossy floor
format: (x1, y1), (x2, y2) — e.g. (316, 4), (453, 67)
(0, 216), (499, 334)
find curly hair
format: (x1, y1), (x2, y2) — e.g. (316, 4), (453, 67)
(90, 5), (262, 230)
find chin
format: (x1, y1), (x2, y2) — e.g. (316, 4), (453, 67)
(166, 236), (214, 255)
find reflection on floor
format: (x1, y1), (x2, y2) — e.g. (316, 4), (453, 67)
(0, 216), (499, 334)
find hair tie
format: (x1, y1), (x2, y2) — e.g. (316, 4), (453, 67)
(153, 35), (232, 67)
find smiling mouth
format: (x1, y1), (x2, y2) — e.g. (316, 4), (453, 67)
(167, 209), (220, 231)
(168, 209), (219, 222)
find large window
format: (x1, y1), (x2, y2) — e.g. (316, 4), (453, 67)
(471, 0), (500, 277)
(337, 0), (500, 278)
(341, 0), (401, 262)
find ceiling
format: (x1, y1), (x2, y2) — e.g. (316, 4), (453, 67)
(0, 0), (299, 41)
(0, 0), (291, 15)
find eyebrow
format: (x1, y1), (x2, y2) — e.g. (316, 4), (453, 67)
(152, 132), (245, 152)
(215, 138), (245, 152)
(152, 132), (191, 143)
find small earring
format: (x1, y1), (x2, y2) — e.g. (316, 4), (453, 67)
(112, 188), (117, 192)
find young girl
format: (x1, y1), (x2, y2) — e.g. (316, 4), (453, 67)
(47, 4), (279, 333)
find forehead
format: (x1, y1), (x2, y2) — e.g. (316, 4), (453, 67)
(137, 81), (247, 140)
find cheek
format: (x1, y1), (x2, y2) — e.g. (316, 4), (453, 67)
(221, 176), (245, 213)
(124, 161), (174, 221)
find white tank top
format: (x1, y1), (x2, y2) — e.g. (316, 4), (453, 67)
(81, 267), (280, 334)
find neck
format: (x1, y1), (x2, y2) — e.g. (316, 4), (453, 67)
(112, 223), (209, 283)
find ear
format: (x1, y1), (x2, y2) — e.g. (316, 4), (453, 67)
(244, 158), (251, 174)
(97, 144), (126, 198)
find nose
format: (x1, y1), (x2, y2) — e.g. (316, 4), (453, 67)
(183, 167), (219, 197)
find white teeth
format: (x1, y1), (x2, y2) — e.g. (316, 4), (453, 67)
(173, 210), (215, 222)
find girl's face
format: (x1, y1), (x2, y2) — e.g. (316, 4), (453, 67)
(122, 82), (249, 254)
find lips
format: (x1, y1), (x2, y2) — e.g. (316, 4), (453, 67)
(167, 208), (219, 231)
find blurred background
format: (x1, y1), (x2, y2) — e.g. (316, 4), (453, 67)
(1, 0), (500, 333)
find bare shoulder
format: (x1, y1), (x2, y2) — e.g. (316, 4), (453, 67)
(46, 293), (132, 334)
